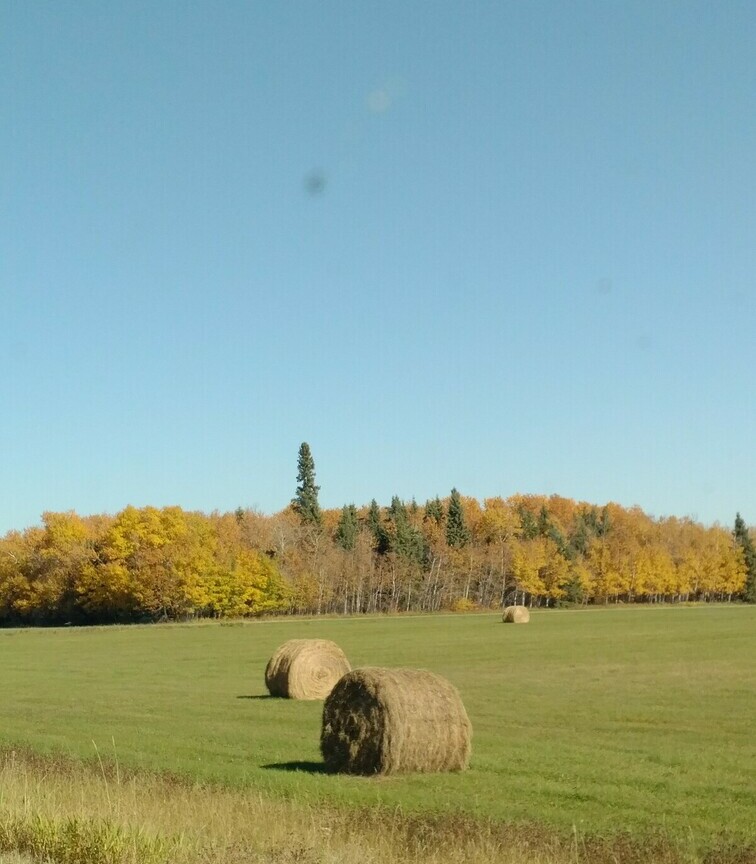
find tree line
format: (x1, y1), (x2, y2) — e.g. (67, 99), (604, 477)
(0, 442), (753, 625)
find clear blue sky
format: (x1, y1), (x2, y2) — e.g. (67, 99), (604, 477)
(2, 1), (754, 533)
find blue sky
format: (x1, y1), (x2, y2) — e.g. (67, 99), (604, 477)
(2, 1), (754, 533)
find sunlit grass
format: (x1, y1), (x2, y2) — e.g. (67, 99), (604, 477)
(1, 606), (755, 858)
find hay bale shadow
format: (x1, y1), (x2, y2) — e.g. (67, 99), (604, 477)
(261, 761), (331, 775)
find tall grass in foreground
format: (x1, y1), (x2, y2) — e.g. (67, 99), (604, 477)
(1, 749), (754, 864)
(0, 813), (169, 864)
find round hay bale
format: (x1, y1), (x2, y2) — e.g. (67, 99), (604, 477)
(321, 667), (472, 775)
(502, 605), (530, 623)
(265, 639), (351, 700)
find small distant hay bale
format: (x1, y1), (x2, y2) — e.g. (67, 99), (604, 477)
(264, 639), (351, 700)
(321, 667), (472, 775)
(502, 605), (530, 624)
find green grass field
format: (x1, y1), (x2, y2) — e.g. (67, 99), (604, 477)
(1, 607), (755, 854)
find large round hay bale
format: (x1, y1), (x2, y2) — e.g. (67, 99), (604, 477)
(321, 667), (472, 775)
(502, 605), (530, 623)
(264, 639), (351, 700)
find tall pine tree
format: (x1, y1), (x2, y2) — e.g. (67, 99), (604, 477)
(733, 512), (756, 602)
(446, 488), (471, 548)
(367, 499), (389, 554)
(424, 496), (444, 524)
(291, 442), (322, 526)
(335, 504), (359, 551)
(388, 496), (426, 563)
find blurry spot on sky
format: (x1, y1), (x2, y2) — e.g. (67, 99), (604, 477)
(367, 88), (392, 114)
(304, 170), (326, 196)
(366, 77), (405, 114)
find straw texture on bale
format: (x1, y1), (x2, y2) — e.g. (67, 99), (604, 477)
(321, 667), (472, 775)
(502, 605), (530, 623)
(265, 639), (351, 700)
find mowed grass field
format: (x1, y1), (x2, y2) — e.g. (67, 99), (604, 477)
(1, 607), (755, 850)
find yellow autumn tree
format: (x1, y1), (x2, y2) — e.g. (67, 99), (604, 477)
(0, 529), (37, 621)
(77, 506), (192, 619)
(510, 537), (569, 602)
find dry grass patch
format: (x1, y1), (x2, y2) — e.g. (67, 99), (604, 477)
(6, 748), (753, 864)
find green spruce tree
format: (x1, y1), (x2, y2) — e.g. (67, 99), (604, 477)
(733, 512), (756, 602)
(424, 496), (444, 524)
(537, 504), (551, 537)
(291, 442), (322, 526)
(367, 499), (390, 554)
(446, 488), (471, 548)
(335, 504), (359, 551)
(568, 511), (592, 557)
(388, 496), (426, 564)
(517, 505), (539, 540)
